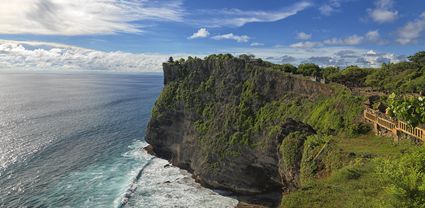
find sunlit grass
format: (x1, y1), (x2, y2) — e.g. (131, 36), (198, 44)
(281, 134), (421, 208)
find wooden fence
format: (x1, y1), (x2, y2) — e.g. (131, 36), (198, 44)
(363, 108), (425, 142)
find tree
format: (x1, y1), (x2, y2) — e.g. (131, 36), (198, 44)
(331, 66), (370, 87)
(388, 62), (418, 72)
(281, 64), (297, 73)
(408, 51), (425, 65)
(168, 56), (174, 63)
(365, 68), (384, 90)
(178, 58), (185, 63)
(322, 66), (340, 79)
(297, 63), (320, 76)
(239, 54), (255, 61)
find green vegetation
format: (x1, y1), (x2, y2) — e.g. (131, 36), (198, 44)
(153, 52), (425, 207)
(387, 93), (425, 127)
(252, 87), (365, 136)
(300, 135), (346, 184)
(365, 62), (425, 94)
(377, 149), (425, 208)
(280, 132), (309, 177)
(282, 90), (425, 207)
(321, 66), (339, 80)
(271, 51), (425, 94)
(408, 51), (425, 66)
(282, 135), (422, 208)
(296, 63), (321, 76)
(328, 66), (370, 87)
(155, 54), (365, 157)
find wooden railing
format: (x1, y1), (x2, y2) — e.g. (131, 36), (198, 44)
(397, 121), (424, 140)
(364, 108), (425, 142)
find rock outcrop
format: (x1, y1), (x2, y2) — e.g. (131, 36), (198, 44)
(145, 55), (363, 201)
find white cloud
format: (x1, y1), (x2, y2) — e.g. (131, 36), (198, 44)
(192, 2), (312, 27)
(228, 46), (405, 68)
(290, 41), (323, 49)
(323, 35), (364, 45)
(361, 50), (407, 67)
(290, 30), (385, 49)
(375, 0), (394, 8)
(319, 0), (344, 16)
(188, 28), (210, 39)
(367, 50), (378, 56)
(319, 5), (336, 16)
(1, 40), (407, 72)
(0, 0), (184, 35)
(250, 42), (264, 47)
(369, 9), (398, 23)
(366, 30), (379, 41)
(212, 33), (250, 43)
(397, 13), (425, 44)
(296, 32), (312, 40)
(291, 35), (363, 49)
(0, 40), (188, 72)
(368, 0), (398, 23)
(365, 30), (386, 44)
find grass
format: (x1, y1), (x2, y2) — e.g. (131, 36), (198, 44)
(281, 134), (422, 208)
(338, 134), (420, 157)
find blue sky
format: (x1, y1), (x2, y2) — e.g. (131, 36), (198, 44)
(0, 0), (424, 71)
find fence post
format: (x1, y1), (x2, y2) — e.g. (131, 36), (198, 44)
(393, 129), (399, 143)
(373, 122), (380, 135)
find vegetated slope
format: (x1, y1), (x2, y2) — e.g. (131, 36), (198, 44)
(281, 135), (423, 208)
(145, 54), (365, 201)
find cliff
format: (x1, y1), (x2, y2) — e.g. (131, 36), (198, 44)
(145, 55), (364, 204)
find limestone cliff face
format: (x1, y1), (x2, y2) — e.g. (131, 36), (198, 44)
(145, 55), (360, 195)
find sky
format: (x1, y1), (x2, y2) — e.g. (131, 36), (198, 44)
(0, 0), (424, 72)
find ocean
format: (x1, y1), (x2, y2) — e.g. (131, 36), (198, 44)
(0, 72), (238, 208)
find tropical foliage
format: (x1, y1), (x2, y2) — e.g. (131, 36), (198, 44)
(386, 93), (425, 127)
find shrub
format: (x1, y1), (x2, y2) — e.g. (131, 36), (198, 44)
(297, 63), (321, 76)
(386, 93), (425, 127)
(300, 135), (346, 184)
(376, 149), (425, 208)
(408, 51), (425, 65)
(322, 66), (340, 79)
(281, 64), (298, 73)
(331, 66), (370, 87)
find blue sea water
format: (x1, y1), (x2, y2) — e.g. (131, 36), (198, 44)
(0, 72), (237, 208)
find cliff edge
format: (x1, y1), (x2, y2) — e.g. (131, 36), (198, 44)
(145, 55), (364, 204)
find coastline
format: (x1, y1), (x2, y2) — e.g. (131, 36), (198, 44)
(144, 145), (281, 207)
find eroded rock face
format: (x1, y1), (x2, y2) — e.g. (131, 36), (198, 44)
(145, 56), (329, 195)
(146, 117), (315, 195)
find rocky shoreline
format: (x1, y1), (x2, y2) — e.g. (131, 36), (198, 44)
(144, 144), (280, 207)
